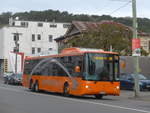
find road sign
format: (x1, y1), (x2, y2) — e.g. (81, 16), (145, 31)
(132, 38), (141, 56)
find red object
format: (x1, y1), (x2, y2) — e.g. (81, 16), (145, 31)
(132, 38), (140, 50)
(10, 51), (25, 72)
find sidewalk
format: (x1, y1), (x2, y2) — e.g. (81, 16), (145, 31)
(0, 77), (3, 82)
(120, 90), (150, 101)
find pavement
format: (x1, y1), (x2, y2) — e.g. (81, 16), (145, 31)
(115, 90), (150, 102)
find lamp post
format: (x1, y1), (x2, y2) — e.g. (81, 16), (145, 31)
(12, 33), (21, 74)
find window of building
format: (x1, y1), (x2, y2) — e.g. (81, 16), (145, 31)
(50, 24), (57, 28)
(13, 44), (19, 52)
(63, 24), (71, 28)
(32, 47), (35, 54)
(37, 34), (41, 40)
(37, 23), (43, 27)
(49, 35), (53, 42)
(37, 48), (41, 53)
(13, 34), (19, 41)
(21, 22), (28, 27)
(49, 48), (52, 51)
(32, 34), (35, 41)
(12, 22), (15, 26)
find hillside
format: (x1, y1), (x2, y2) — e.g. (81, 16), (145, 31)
(0, 9), (150, 33)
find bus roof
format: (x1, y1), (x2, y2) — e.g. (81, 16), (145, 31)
(61, 47), (118, 54)
(25, 47), (118, 60)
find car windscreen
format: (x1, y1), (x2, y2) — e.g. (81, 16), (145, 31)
(131, 74), (147, 80)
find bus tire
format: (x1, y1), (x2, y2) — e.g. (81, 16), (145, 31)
(30, 80), (35, 92)
(29, 79), (32, 89)
(63, 83), (69, 96)
(95, 94), (103, 99)
(35, 81), (39, 92)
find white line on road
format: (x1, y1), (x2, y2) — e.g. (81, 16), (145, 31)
(0, 86), (150, 113)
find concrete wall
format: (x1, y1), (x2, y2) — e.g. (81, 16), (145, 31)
(120, 56), (150, 79)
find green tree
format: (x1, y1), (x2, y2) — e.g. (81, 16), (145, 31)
(1, 10), (150, 33)
(0, 12), (12, 25)
(67, 23), (133, 55)
(141, 47), (149, 56)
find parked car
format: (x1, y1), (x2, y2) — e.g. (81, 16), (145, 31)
(3, 72), (13, 84)
(13, 73), (23, 85)
(4, 73), (22, 85)
(120, 73), (150, 91)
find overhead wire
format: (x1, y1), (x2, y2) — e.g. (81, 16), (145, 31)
(108, 0), (132, 15)
(88, 0), (114, 21)
(88, 0), (131, 21)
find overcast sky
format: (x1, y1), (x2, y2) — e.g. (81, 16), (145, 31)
(0, 0), (149, 18)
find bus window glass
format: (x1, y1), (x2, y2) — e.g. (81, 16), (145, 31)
(114, 57), (120, 80)
(84, 53), (119, 81)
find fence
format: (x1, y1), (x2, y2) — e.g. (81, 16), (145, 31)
(120, 56), (150, 79)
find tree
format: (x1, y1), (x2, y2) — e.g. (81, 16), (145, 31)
(67, 23), (133, 55)
(1, 10), (150, 33)
(0, 12), (12, 25)
(141, 47), (149, 56)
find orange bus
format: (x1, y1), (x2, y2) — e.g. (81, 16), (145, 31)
(23, 48), (120, 99)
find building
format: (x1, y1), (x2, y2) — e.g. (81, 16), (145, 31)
(138, 32), (150, 54)
(0, 18), (70, 75)
(55, 21), (132, 52)
(55, 21), (150, 55)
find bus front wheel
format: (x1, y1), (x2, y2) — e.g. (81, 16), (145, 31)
(63, 83), (69, 96)
(95, 94), (103, 99)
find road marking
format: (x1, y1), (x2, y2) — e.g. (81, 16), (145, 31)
(0, 86), (150, 113)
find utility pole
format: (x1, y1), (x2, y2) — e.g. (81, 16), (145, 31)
(132, 0), (140, 97)
(12, 33), (21, 74)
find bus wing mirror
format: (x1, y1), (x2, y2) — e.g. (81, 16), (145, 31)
(75, 66), (81, 73)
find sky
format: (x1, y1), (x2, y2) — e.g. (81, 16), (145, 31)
(0, 0), (149, 18)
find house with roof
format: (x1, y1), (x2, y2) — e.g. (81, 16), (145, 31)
(138, 32), (150, 54)
(55, 21), (150, 55)
(55, 20), (132, 53)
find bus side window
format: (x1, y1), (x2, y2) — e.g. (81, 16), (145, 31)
(41, 65), (49, 76)
(52, 63), (58, 76)
(24, 60), (31, 74)
(31, 59), (42, 75)
(47, 63), (53, 76)
(71, 56), (83, 77)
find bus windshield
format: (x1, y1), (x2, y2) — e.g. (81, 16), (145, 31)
(84, 53), (119, 81)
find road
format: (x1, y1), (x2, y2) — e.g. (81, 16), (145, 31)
(0, 82), (150, 113)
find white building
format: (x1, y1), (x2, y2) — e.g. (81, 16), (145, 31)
(0, 19), (70, 75)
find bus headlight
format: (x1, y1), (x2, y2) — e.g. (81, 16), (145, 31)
(85, 85), (89, 88)
(116, 86), (120, 89)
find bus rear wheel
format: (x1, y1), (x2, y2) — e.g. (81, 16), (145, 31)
(30, 80), (35, 92)
(35, 81), (39, 92)
(63, 83), (69, 96)
(95, 94), (103, 99)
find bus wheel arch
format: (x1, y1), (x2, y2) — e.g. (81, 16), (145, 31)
(94, 94), (103, 99)
(63, 82), (70, 96)
(29, 79), (33, 89)
(29, 79), (35, 91)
